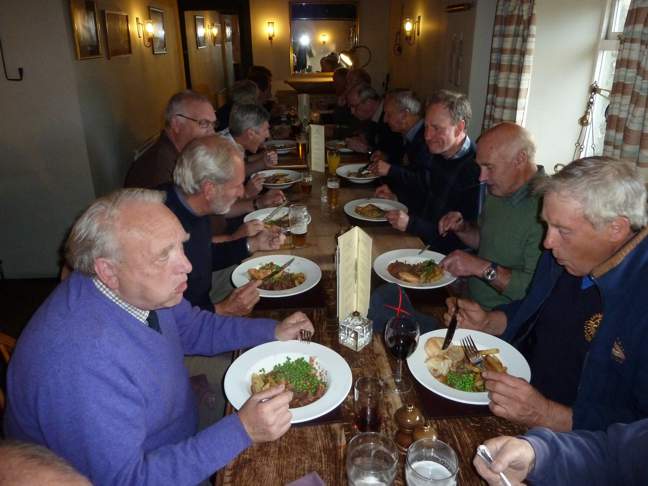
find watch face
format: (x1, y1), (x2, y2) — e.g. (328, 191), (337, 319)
(484, 266), (497, 281)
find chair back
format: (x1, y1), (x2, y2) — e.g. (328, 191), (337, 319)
(0, 332), (17, 415)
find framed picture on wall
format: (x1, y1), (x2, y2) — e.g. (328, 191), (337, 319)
(69, 0), (102, 60)
(104, 11), (131, 58)
(149, 7), (167, 54)
(195, 16), (206, 49)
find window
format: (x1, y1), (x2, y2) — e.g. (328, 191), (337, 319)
(580, 0), (631, 157)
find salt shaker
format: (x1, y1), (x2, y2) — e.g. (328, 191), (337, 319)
(339, 311), (372, 351)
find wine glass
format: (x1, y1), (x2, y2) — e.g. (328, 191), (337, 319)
(384, 315), (420, 393)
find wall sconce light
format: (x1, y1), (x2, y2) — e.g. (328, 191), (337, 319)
(225, 25), (232, 41)
(339, 51), (353, 67)
(209, 23), (219, 45)
(403, 16), (421, 45)
(267, 22), (275, 42)
(320, 33), (328, 45)
(136, 17), (154, 47)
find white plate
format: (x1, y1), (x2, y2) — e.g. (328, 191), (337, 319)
(407, 329), (531, 405)
(265, 139), (297, 154)
(231, 255), (322, 298)
(243, 206), (289, 224)
(224, 340), (352, 423)
(325, 140), (353, 153)
(373, 249), (457, 290)
(336, 163), (379, 184)
(256, 169), (302, 189)
(343, 198), (408, 222)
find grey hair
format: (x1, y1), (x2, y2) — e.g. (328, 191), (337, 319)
(164, 90), (212, 126)
(353, 83), (380, 103)
(427, 90), (472, 128)
(173, 135), (243, 195)
(388, 89), (422, 116)
(533, 156), (647, 230)
(0, 440), (91, 484)
(230, 80), (259, 105)
(65, 189), (165, 275)
(228, 103), (270, 137)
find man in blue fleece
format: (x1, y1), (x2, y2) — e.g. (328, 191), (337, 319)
(446, 157), (648, 431)
(474, 418), (648, 485)
(3, 188), (314, 485)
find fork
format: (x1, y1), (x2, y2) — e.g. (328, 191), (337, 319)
(461, 336), (484, 369)
(299, 329), (312, 344)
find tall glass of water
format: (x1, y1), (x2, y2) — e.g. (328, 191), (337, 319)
(405, 438), (458, 486)
(346, 432), (398, 486)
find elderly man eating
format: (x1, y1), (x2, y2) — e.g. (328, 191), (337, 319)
(447, 156), (648, 431)
(4, 188), (314, 485)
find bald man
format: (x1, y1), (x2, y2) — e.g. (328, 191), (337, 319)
(438, 122), (545, 310)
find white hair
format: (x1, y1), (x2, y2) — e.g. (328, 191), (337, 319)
(164, 90), (212, 126)
(534, 156), (647, 230)
(388, 89), (422, 116)
(66, 189), (165, 275)
(173, 135), (243, 195)
(228, 103), (269, 137)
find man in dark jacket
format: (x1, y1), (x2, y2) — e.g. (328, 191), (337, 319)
(376, 90), (480, 254)
(447, 157), (648, 431)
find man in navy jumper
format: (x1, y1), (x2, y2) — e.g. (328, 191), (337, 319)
(446, 157), (648, 431)
(375, 90), (480, 254)
(4, 188), (314, 485)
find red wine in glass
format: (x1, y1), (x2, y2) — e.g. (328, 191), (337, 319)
(384, 316), (420, 386)
(355, 405), (381, 432)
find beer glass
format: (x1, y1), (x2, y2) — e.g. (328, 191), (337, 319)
(297, 135), (308, 161)
(288, 204), (311, 248)
(327, 177), (340, 210)
(300, 172), (313, 196)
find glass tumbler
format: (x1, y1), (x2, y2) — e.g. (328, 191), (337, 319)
(346, 432), (398, 486)
(405, 438), (458, 486)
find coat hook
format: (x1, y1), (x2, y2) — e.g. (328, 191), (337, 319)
(1, 38), (24, 82)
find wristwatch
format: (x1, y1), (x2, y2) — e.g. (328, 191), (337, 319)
(482, 262), (498, 282)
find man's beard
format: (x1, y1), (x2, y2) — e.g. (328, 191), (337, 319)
(210, 194), (233, 215)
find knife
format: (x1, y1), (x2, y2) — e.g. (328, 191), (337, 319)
(261, 258), (295, 282)
(262, 201), (288, 223)
(442, 309), (458, 350)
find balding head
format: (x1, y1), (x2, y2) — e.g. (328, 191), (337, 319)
(477, 122), (538, 197)
(0, 440), (91, 486)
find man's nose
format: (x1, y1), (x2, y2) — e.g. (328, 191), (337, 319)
(177, 251), (192, 274)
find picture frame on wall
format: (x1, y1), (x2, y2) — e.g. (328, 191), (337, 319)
(149, 7), (167, 54)
(69, 0), (102, 60)
(104, 11), (131, 58)
(195, 16), (207, 49)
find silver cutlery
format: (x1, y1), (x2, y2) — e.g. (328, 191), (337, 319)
(462, 335), (484, 369)
(262, 201), (288, 223)
(260, 258), (295, 282)
(417, 244), (430, 255)
(476, 444), (512, 486)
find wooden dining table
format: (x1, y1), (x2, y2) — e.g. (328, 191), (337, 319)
(216, 158), (526, 486)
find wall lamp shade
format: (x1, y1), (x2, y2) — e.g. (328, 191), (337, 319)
(403, 15), (421, 45)
(136, 17), (155, 47)
(210, 24), (219, 45)
(320, 33), (328, 44)
(267, 22), (275, 42)
(340, 45), (372, 69)
(339, 52), (353, 67)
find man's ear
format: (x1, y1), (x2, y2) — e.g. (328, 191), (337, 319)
(455, 119), (466, 137)
(607, 216), (632, 243)
(94, 257), (119, 290)
(201, 179), (216, 200)
(514, 149), (528, 167)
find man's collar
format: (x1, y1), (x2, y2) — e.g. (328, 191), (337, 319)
(405, 119), (424, 142)
(174, 186), (201, 217)
(591, 225), (648, 279)
(372, 99), (384, 123)
(447, 135), (471, 160)
(495, 165), (545, 206)
(93, 278), (149, 323)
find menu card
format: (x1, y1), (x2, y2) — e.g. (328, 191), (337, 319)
(298, 93), (310, 121)
(336, 226), (373, 320)
(309, 124), (325, 173)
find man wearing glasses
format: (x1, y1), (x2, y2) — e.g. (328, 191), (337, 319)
(125, 90), (217, 189)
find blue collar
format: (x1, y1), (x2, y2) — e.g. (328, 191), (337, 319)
(174, 186), (200, 217)
(405, 119), (424, 143)
(448, 135), (471, 160)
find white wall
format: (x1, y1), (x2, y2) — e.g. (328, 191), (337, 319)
(1, 0), (187, 278)
(525, 0), (608, 171)
(0, 0), (96, 278)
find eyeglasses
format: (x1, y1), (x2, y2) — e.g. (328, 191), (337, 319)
(175, 113), (217, 130)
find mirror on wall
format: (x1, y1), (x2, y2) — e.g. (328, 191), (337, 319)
(289, 2), (358, 74)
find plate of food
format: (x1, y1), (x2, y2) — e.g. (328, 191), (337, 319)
(325, 139), (353, 153)
(407, 329), (531, 405)
(373, 249), (456, 289)
(256, 169), (302, 189)
(343, 198), (408, 222)
(265, 139), (297, 154)
(336, 163), (379, 184)
(224, 340), (352, 423)
(231, 255), (322, 298)
(243, 206), (290, 230)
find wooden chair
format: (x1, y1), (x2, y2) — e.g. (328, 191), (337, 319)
(0, 331), (17, 414)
